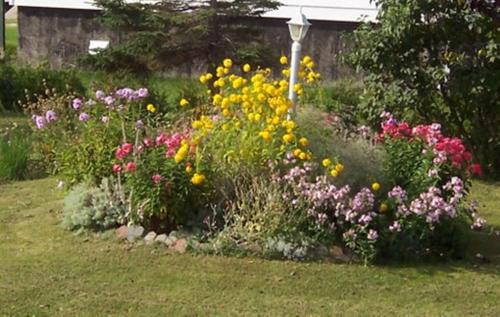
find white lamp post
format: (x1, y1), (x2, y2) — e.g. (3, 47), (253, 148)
(287, 7), (311, 119)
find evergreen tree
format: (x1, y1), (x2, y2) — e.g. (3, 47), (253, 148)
(89, 0), (280, 73)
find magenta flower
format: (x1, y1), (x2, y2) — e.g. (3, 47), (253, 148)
(95, 90), (106, 100)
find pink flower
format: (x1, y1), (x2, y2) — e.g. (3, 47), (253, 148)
(115, 148), (126, 160)
(143, 138), (154, 147)
(112, 164), (122, 173)
(152, 174), (162, 184)
(125, 162), (137, 172)
(121, 143), (133, 155)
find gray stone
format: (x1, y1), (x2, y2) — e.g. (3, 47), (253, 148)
(314, 245), (330, 258)
(164, 237), (175, 247)
(144, 231), (157, 245)
(126, 225), (145, 242)
(155, 234), (168, 244)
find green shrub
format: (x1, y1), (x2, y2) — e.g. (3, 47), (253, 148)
(346, 0), (500, 177)
(297, 106), (386, 191)
(0, 62), (85, 112)
(61, 179), (126, 232)
(302, 79), (363, 115)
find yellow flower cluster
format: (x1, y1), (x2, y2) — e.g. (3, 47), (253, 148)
(177, 56), (322, 185)
(322, 158), (344, 178)
(279, 55), (321, 94)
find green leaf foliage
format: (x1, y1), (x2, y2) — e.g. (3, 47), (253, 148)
(346, 0), (500, 177)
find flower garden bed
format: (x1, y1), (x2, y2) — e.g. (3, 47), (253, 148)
(24, 57), (487, 264)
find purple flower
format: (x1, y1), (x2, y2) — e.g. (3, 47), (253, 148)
(45, 110), (58, 122)
(32, 115), (47, 129)
(72, 98), (82, 110)
(79, 112), (90, 122)
(388, 186), (407, 203)
(135, 88), (149, 99)
(135, 120), (144, 130)
(104, 96), (115, 106)
(116, 88), (135, 101)
(95, 90), (106, 100)
(367, 229), (378, 241)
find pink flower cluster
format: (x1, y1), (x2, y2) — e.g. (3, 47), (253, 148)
(152, 132), (189, 157)
(380, 112), (481, 174)
(280, 163), (379, 241)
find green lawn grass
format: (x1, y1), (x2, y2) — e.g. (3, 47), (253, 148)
(0, 178), (499, 316)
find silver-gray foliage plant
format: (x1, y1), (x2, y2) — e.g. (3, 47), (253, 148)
(61, 178), (126, 232)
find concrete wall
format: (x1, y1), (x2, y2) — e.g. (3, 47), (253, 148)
(18, 7), (358, 80)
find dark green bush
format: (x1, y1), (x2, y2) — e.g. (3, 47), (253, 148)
(0, 62), (85, 112)
(346, 0), (500, 177)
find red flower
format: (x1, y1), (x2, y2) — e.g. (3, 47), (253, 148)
(471, 164), (483, 177)
(125, 162), (137, 172)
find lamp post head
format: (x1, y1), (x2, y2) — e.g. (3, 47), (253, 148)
(287, 7), (311, 42)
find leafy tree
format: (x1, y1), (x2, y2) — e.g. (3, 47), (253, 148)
(88, 0), (280, 74)
(346, 0), (499, 177)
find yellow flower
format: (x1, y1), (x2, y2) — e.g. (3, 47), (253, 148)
(303, 55), (312, 64)
(282, 69), (290, 77)
(243, 64), (251, 73)
(379, 203), (389, 213)
(322, 159), (331, 167)
(299, 152), (307, 160)
(330, 169), (339, 178)
(213, 94), (223, 105)
(223, 58), (233, 68)
(282, 134), (295, 144)
(293, 83), (302, 93)
(179, 98), (189, 107)
(335, 163), (344, 173)
(280, 56), (288, 65)
(199, 75), (207, 84)
(174, 154), (184, 164)
(299, 137), (309, 147)
(293, 149), (302, 157)
(185, 165), (193, 174)
(191, 173), (206, 185)
(192, 120), (203, 129)
(372, 182), (381, 191)
(206, 73), (213, 80)
(222, 109), (230, 117)
(221, 123), (230, 131)
(259, 131), (272, 141)
(146, 104), (156, 113)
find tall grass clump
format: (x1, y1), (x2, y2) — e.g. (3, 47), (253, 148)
(0, 127), (31, 182)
